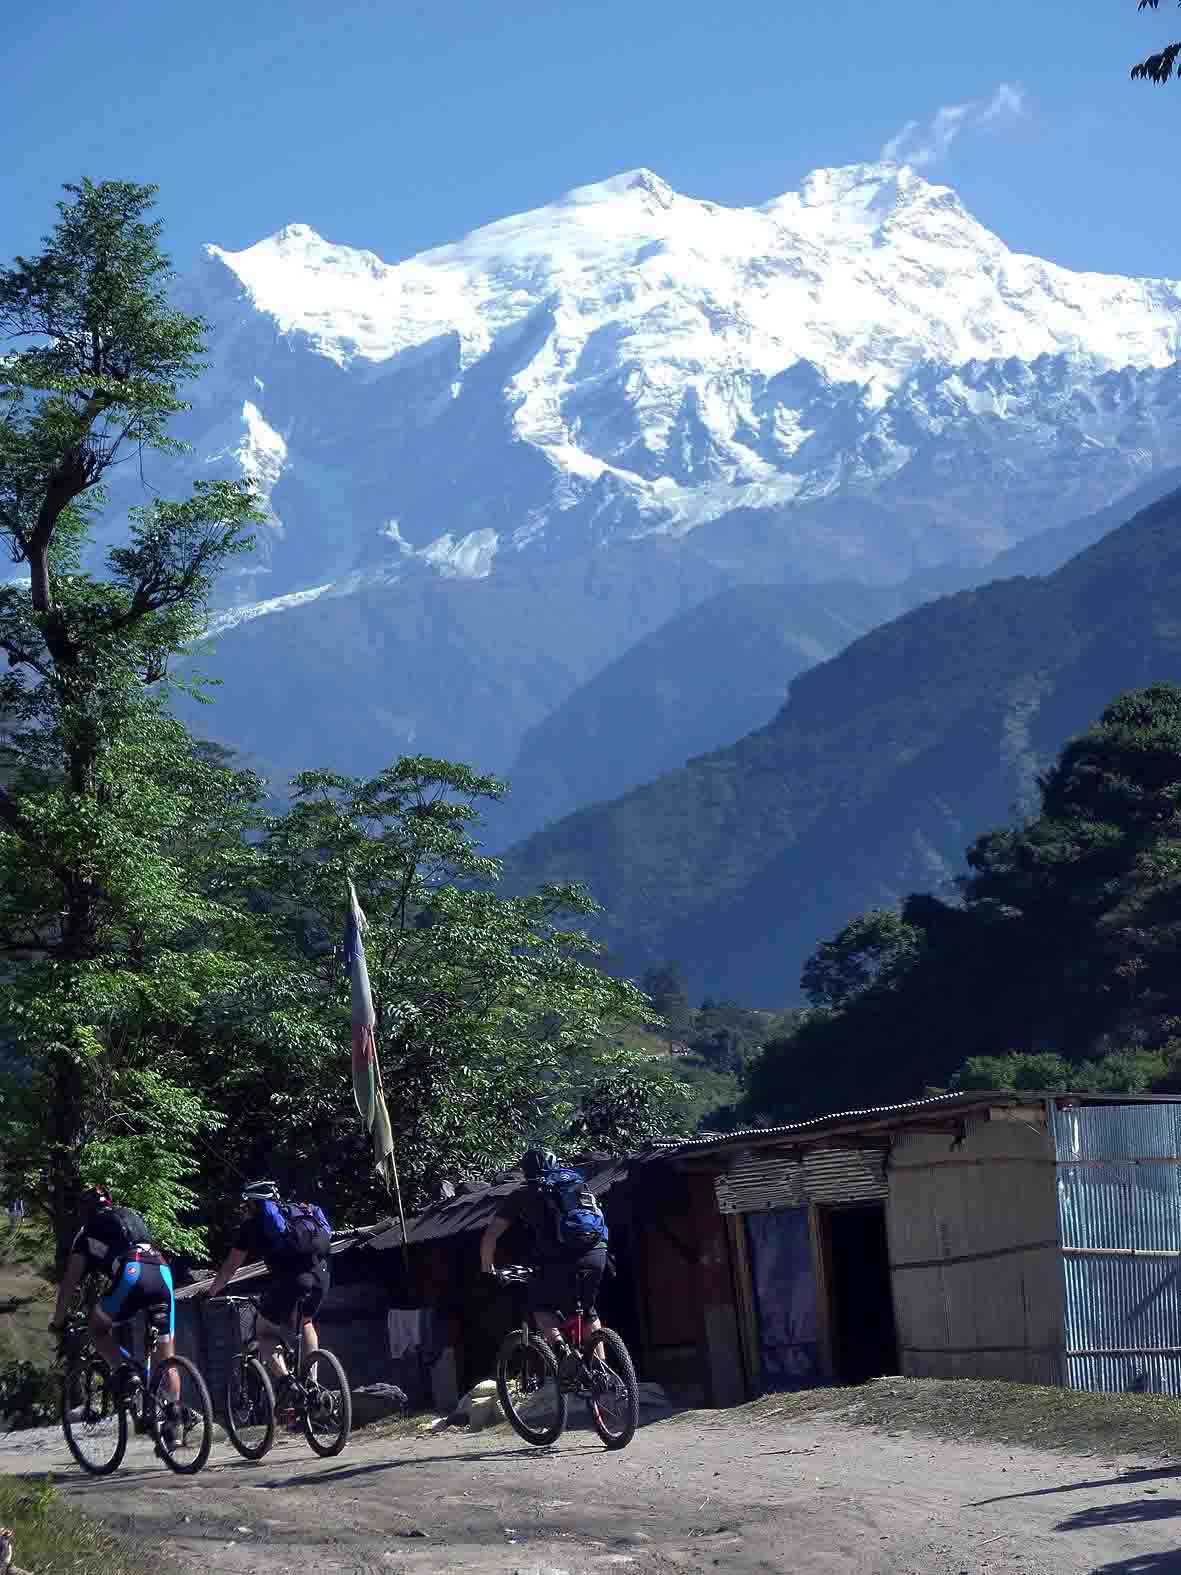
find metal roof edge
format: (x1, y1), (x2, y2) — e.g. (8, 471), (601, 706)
(666, 1089), (1181, 1158)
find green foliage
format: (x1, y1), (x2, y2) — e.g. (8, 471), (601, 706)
(504, 484), (1181, 1008)
(741, 683), (1181, 1124)
(239, 761), (651, 1219)
(1131, 0), (1181, 85)
(566, 1049), (692, 1153)
(0, 179), (261, 1260)
(0, 1360), (57, 1428)
(801, 911), (923, 1009)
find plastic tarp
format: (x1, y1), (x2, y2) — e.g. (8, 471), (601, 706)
(746, 1206), (820, 1390)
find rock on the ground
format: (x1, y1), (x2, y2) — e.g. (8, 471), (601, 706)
(351, 1383), (409, 1427)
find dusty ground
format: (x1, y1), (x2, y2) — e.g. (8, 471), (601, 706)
(4, 1405), (1181, 1574)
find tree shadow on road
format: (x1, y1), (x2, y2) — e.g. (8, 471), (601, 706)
(1056, 1498), (1181, 1532)
(968, 1465), (1181, 1509)
(1086, 1554), (1181, 1573)
(208, 1440), (602, 1491)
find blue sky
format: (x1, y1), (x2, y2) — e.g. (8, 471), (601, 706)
(5, 0), (1181, 279)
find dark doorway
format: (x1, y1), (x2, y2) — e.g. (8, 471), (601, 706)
(824, 1203), (898, 1383)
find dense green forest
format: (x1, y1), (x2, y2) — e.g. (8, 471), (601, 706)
(504, 481), (1181, 1003)
(740, 681), (1181, 1123)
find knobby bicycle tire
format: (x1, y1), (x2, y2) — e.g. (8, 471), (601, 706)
(495, 1329), (567, 1446)
(582, 1326), (639, 1450)
(152, 1355), (214, 1475)
(300, 1348), (352, 1457)
(61, 1355), (127, 1476)
(224, 1354), (276, 1461)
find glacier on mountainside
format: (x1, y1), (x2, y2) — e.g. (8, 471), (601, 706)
(111, 161), (1181, 614)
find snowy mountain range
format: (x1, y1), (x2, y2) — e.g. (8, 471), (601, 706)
(149, 160), (1181, 622)
(132, 162), (1181, 837)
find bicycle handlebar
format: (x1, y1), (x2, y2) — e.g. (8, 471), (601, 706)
(493, 1265), (535, 1284)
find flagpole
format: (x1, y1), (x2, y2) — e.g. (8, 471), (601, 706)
(387, 1146), (411, 1278)
(377, 1057), (411, 1276)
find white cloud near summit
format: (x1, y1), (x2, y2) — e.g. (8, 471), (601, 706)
(880, 83), (1025, 169)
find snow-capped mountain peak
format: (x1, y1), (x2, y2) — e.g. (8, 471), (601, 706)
(177, 164), (1181, 613)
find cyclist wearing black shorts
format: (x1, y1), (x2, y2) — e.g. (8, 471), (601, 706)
(49, 1186), (181, 1427)
(479, 1149), (608, 1365)
(204, 1180), (329, 1387)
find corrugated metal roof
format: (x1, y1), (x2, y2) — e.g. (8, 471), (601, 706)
(361, 1148), (668, 1252)
(674, 1090), (1181, 1158)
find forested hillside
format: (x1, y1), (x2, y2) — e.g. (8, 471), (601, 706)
(504, 485), (1181, 1001)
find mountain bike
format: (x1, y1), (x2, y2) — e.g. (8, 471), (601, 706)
(214, 1293), (351, 1459)
(58, 1312), (213, 1476)
(492, 1265), (639, 1450)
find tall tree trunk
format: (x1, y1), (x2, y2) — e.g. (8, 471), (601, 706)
(49, 1051), (83, 1270)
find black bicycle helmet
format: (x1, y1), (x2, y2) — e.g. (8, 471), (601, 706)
(240, 1179), (281, 1203)
(520, 1148), (557, 1181)
(79, 1184), (113, 1210)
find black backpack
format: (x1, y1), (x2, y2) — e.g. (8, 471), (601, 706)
(106, 1205), (156, 1259)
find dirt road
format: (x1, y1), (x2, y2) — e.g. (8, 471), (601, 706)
(3, 1407), (1179, 1574)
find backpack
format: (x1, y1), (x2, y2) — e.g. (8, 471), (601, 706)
(258, 1199), (332, 1264)
(108, 1205), (153, 1253)
(536, 1166), (608, 1253)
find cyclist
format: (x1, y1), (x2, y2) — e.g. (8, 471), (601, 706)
(203, 1180), (330, 1395)
(48, 1185), (182, 1446)
(479, 1148), (608, 1381)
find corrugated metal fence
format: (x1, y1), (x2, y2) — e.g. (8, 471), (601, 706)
(1052, 1101), (1181, 1395)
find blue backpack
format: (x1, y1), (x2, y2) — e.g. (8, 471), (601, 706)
(258, 1199), (331, 1264)
(537, 1166), (607, 1253)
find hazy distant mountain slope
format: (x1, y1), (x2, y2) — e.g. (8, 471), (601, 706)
(501, 486), (1181, 1001)
(487, 470), (1181, 846)
(486, 581), (912, 847)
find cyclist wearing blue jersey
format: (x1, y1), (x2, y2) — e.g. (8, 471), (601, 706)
(49, 1186), (180, 1428)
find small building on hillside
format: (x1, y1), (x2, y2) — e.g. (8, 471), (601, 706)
(680, 1089), (1181, 1397)
(175, 1091), (1181, 1410)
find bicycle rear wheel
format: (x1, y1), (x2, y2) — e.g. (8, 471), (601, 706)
(152, 1356), (213, 1474)
(61, 1356), (127, 1475)
(224, 1354), (276, 1460)
(300, 1348), (352, 1457)
(582, 1327), (639, 1450)
(495, 1330), (567, 1446)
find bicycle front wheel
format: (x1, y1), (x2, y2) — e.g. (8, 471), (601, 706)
(224, 1354), (275, 1461)
(300, 1348), (352, 1457)
(495, 1330), (566, 1446)
(152, 1355), (213, 1475)
(61, 1356), (127, 1476)
(582, 1327), (639, 1450)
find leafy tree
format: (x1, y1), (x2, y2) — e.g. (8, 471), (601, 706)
(741, 684), (1181, 1126)
(949, 1049), (1168, 1095)
(251, 761), (652, 1215)
(0, 180), (260, 1258)
(800, 911), (923, 1009)
(640, 962), (692, 1036)
(566, 1048), (692, 1154)
(1131, 0), (1181, 84)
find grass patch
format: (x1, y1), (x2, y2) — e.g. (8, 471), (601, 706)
(0, 1476), (177, 1575)
(681, 1376), (1181, 1459)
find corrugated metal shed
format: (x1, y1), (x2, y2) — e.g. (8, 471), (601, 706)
(1052, 1101), (1181, 1395)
